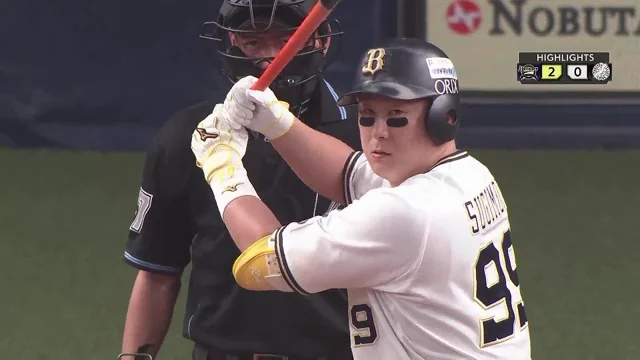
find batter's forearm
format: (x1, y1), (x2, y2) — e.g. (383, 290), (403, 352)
(122, 271), (180, 357)
(271, 119), (353, 205)
(223, 196), (282, 251)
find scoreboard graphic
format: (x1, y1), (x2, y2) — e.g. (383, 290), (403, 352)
(516, 52), (612, 85)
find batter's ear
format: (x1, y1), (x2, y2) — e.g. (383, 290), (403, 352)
(447, 110), (458, 126)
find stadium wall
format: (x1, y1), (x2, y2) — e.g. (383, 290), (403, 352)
(1, 0), (638, 150)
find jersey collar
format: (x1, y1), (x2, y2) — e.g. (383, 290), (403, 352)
(429, 149), (469, 171)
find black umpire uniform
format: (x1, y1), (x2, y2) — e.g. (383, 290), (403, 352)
(123, 1), (358, 359)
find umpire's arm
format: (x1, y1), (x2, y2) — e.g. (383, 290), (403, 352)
(122, 121), (194, 358)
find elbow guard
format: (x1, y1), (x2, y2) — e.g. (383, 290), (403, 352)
(232, 234), (294, 292)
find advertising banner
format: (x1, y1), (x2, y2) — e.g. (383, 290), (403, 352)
(426, 0), (640, 92)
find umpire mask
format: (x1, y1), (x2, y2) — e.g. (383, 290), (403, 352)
(200, 0), (343, 116)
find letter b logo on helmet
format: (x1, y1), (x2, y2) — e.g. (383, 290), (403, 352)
(362, 48), (386, 76)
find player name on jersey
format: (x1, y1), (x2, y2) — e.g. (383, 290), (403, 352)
(516, 52), (612, 85)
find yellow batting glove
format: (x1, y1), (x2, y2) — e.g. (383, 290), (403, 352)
(223, 76), (295, 141)
(191, 104), (259, 217)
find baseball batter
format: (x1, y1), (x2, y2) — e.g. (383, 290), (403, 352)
(191, 38), (532, 359)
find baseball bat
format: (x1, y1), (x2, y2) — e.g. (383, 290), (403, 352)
(251, 0), (342, 91)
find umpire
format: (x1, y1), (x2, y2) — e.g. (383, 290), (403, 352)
(120, 1), (358, 359)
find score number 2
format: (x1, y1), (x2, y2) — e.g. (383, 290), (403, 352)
(474, 229), (528, 347)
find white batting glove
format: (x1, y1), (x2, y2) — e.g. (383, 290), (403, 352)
(224, 76), (295, 141)
(191, 104), (259, 217)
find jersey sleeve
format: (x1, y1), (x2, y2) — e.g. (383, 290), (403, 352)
(273, 188), (426, 294)
(124, 131), (195, 275)
(342, 151), (386, 205)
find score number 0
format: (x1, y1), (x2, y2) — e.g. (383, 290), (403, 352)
(567, 64), (589, 80)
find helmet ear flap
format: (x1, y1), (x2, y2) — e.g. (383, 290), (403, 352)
(426, 95), (460, 144)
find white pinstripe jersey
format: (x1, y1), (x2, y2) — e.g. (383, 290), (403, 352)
(272, 150), (531, 359)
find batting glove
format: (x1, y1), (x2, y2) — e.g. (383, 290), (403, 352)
(191, 104), (259, 216)
(223, 76), (295, 141)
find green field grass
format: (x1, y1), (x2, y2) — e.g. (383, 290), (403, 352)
(0, 148), (638, 359)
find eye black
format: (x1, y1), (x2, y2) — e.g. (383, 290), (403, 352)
(386, 117), (408, 127)
(359, 117), (375, 127)
(359, 117), (409, 127)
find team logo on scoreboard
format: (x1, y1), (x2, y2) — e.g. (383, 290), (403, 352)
(517, 64), (539, 82)
(592, 62), (611, 82)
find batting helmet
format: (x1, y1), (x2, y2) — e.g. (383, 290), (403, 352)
(337, 38), (460, 143)
(200, 0), (343, 115)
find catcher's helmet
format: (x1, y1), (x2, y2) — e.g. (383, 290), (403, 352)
(200, 0), (343, 115)
(337, 38), (460, 143)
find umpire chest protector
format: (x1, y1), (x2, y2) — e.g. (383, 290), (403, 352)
(337, 38), (461, 144)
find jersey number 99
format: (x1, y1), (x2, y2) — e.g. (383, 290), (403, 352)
(474, 229), (528, 347)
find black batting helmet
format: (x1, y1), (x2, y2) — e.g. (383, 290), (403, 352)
(337, 38), (460, 143)
(200, 0), (343, 116)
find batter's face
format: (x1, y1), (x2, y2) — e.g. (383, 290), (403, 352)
(357, 95), (432, 186)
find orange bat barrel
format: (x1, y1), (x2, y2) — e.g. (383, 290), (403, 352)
(251, 0), (342, 91)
